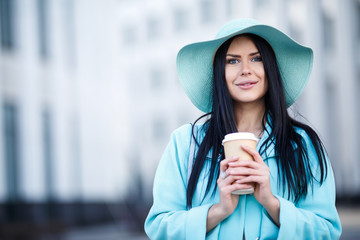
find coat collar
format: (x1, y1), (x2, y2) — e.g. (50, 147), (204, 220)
(202, 114), (276, 161)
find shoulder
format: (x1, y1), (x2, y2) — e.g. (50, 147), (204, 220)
(170, 124), (193, 143)
(170, 122), (208, 141)
(163, 123), (207, 170)
(167, 124), (195, 151)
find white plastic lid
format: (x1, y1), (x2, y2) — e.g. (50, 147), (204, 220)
(222, 132), (259, 145)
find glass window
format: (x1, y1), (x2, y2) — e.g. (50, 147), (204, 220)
(63, 0), (76, 69)
(3, 102), (20, 201)
(37, 0), (49, 59)
(174, 8), (187, 31)
(255, 0), (266, 6)
(226, 0), (233, 16)
(324, 77), (339, 173)
(322, 12), (334, 51)
(147, 17), (161, 40)
(0, 0), (15, 50)
(289, 22), (302, 43)
(200, 0), (215, 23)
(122, 25), (137, 46)
(357, 1), (360, 41)
(150, 68), (164, 91)
(152, 117), (166, 141)
(42, 109), (55, 200)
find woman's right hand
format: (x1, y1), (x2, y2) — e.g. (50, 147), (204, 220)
(206, 156), (251, 232)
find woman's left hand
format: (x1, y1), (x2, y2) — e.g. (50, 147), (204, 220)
(226, 144), (280, 226)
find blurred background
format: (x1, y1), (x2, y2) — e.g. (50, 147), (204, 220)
(0, 0), (359, 239)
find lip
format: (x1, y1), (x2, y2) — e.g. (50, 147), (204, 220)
(235, 80), (258, 89)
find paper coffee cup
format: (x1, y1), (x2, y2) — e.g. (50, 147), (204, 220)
(222, 132), (259, 195)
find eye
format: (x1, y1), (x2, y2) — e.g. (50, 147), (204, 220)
(251, 55), (262, 62)
(227, 58), (240, 64)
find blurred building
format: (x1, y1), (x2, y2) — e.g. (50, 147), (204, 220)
(0, 0), (359, 236)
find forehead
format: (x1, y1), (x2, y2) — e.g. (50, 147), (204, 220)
(227, 36), (258, 52)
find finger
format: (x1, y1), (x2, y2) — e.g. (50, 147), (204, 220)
(226, 167), (262, 177)
(217, 175), (238, 187)
(219, 180), (252, 193)
(219, 156), (239, 172)
(228, 162), (268, 174)
(228, 160), (257, 168)
(218, 174), (246, 183)
(235, 175), (268, 185)
(231, 175), (247, 181)
(241, 145), (264, 164)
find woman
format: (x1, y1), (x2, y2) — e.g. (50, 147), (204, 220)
(144, 18), (342, 239)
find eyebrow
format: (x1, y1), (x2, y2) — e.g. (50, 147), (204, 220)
(226, 52), (260, 57)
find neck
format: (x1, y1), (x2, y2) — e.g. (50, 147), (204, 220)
(233, 100), (266, 135)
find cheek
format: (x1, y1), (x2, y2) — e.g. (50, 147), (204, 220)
(225, 67), (237, 84)
(254, 65), (265, 78)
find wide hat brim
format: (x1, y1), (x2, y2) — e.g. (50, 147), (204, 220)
(176, 18), (313, 113)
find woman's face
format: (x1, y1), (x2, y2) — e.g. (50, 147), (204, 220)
(225, 36), (268, 107)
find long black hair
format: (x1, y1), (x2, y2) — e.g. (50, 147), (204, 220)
(186, 34), (328, 208)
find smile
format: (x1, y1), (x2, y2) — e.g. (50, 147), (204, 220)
(235, 81), (258, 89)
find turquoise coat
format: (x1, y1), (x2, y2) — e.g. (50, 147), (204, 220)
(145, 123), (342, 239)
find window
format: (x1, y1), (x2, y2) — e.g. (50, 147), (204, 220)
(322, 12), (334, 51)
(3, 102), (20, 201)
(147, 17), (161, 40)
(0, 0), (15, 50)
(37, 0), (49, 59)
(63, 0), (76, 69)
(200, 0), (215, 23)
(150, 68), (164, 91)
(42, 109), (55, 200)
(255, 0), (267, 6)
(152, 117), (166, 141)
(122, 25), (137, 46)
(174, 8), (187, 31)
(289, 22), (302, 43)
(357, 1), (360, 42)
(226, 0), (233, 16)
(324, 77), (339, 176)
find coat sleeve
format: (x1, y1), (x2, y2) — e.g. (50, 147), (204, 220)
(144, 125), (212, 240)
(275, 132), (342, 240)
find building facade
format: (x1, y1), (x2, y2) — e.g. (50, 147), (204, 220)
(0, 0), (359, 228)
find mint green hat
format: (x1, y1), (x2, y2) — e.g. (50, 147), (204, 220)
(176, 18), (313, 113)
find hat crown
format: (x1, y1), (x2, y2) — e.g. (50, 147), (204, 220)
(215, 18), (261, 39)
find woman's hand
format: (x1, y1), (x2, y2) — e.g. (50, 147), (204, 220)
(206, 156), (253, 232)
(227, 145), (280, 226)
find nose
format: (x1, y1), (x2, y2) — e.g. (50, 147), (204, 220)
(240, 62), (251, 76)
